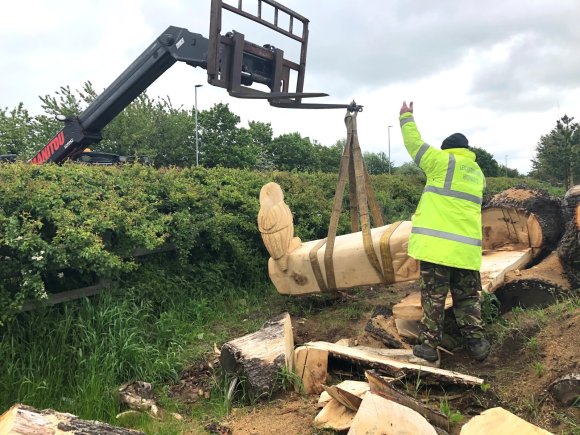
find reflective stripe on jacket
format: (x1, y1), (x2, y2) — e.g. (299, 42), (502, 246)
(400, 112), (484, 270)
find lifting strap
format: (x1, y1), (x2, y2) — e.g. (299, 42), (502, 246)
(309, 111), (400, 292)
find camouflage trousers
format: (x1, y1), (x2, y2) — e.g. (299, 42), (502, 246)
(418, 261), (484, 348)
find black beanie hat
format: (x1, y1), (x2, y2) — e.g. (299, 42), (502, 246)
(441, 133), (469, 150)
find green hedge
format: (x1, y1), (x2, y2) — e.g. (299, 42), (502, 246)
(0, 163), (562, 325)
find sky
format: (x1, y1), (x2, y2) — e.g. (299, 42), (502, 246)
(1, 0), (578, 174)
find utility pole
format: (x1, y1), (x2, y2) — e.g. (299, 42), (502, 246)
(388, 125), (393, 174)
(505, 155), (508, 177)
(195, 84), (203, 166)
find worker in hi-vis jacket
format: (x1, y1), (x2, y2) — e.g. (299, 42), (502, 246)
(398, 101), (490, 363)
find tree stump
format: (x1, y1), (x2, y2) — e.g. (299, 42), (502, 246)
(220, 312), (294, 398)
(558, 187), (579, 288)
(0, 404), (143, 435)
(495, 252), (572, 312)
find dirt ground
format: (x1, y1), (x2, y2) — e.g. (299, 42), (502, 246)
(176, 282), (579, 434)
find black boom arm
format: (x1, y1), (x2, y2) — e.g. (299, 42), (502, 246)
(30, 27), (209, 164)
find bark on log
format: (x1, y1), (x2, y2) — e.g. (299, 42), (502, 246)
(547, 373), (580, 406)
(0, 404), (144, 435)
(348, 391), (437, 435)
(496, 252), (572, 312)
(220, 312), (294, 398)
(366, 370), (450, 432)
(558, 201), (580, 288)
(364, 305), (403, 349)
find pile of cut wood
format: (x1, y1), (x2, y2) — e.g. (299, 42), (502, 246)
(219, 310), (555, 434)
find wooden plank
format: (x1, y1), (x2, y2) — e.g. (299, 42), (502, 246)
(294, 346), (328, 394)
(322, 385), (362, 411)
(20, 280), (113, 312)
(459, 407), (552, 434)
(303, 341), (483, 386)
(366, 370), (450, 432)
(347, 391), (437, 435)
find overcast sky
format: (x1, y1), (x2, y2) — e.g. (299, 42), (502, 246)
(1, 0), (578, 173)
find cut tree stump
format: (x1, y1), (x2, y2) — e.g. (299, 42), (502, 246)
(558, 198), (580, 288)
(301, 341), (483, 387)
(496, 252), (572, 312)
(547, 373), (580, 406)
(366, 370), (450, 432)
(459, 407), (552, 434)
(483, 187), (564, 250)
(347, 391), (437, 435)
(0, 404), (143, 435)
(220, 312), (294, 398)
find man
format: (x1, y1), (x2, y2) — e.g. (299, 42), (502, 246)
(398, 101), (490, 363)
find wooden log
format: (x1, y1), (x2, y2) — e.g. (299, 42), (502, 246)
(496, 252), (572, 312)
(302, 341), (483, 386)
(268, 221), (419, 295)
(366, 370), (450, 432)
(459, 407), (552, 434)
(483, 187), (565, 250)
(304, 341), (438, 367)
(558, 201), (580, 288)
(347, 391), (437, 435)
(294, 346), (328, 394)
(0, 404), (143, 435)
(220, 312), (294, 398)
(547, 373), (580, 406)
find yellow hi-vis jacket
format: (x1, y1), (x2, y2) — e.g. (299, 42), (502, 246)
(400, 112), (485, 271)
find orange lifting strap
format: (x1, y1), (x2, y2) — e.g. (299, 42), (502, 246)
(309, 111), (402, 291)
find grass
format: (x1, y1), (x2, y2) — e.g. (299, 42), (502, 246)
(0, 257), (286, 433)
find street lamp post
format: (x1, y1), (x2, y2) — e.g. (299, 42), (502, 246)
(388, 125), (393, 174)
(195, 84), (203, 166)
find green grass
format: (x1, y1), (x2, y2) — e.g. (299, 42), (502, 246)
(0, 258), (285, 433)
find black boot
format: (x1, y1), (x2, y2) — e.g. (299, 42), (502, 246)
(467, 337), (490, 361)
(412, 343), (439, 362)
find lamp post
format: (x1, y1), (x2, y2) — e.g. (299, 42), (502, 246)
(388, 125), (393, 174)
(195, 84), (203, 166)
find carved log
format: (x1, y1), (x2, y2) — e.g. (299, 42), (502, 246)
(459, 407), (552, 435)
(495, 252), (572, 312)
(0, 404), (143, 435)
(268, 221), (419, 295)
(348, 391), (437, 435)
(220, 312), (294, 398)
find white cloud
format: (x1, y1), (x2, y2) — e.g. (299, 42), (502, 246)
(1, 0), (579, 174)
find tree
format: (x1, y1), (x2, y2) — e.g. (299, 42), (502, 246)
(267, 132), (319, 172)
(531, 115), (579, 189)
(470, 146), (500, 177)
(249, 121), (274, 170)
(198, 103), (258, 169)
(498, 164), (521, 178)
(395, 161), (426, 181)
(316, 139), (343, 173)
(364, 151), (392, 175)
(0, 104), (42, 158)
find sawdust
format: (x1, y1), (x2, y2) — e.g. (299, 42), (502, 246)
(505, 252), (570, 289)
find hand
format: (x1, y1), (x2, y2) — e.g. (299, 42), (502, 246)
(400, 101), (414, 115)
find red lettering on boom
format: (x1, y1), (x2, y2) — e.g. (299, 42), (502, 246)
(31, 131), (65, 164)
